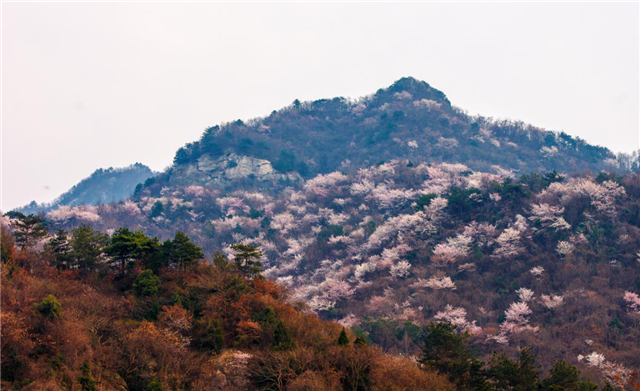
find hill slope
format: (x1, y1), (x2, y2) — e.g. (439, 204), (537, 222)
(18, 163), (154, 214)
(25, 78), (640, 387)
(163, 76), (615, 192)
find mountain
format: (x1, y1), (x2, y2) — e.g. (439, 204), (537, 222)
(22, 78), (640, 387)
(162, 76), (616, 192)
(18, 163), (155, 214)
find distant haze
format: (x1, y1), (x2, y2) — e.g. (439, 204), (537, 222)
(2, 2), (638, 211)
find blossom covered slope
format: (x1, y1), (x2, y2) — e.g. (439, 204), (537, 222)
(45, 159), (640, 385)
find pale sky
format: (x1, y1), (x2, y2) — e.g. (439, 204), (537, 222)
(2, 2), (639, 211)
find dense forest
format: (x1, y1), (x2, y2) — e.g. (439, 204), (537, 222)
(2, 219), (635, 390)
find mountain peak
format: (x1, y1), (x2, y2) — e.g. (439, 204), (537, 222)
(377, 77), (451, 106)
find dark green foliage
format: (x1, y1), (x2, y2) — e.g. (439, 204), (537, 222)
(8, 212), (48, 250)
(212, 251), (230, 270)
(230, 243), (263, 278)
(420, 322), (489, 390)
(317, 225), (345, 242)
(174, 147), (191, 165)
(133, 270), (161, 297)
(78, 361), (96, 391)
(415, 193), (438, 210)
(194, 319), (224, 353)
(46, 229), (72, 269)
(146, 379), (163, 391)
(254, 307), (278, 328)
(337, 327), (350, 346)
(520, 171), (564, 193)
(150, 201), (164, 218)
(540, 360), (591, 391)
(446, 187), (483, 217)
(36, 294), (62, 319)
(488, 348), (540, 391)
(273, 150), (297, 173)
(105, 228), (160, 274)
(69, 225), (109, 271)
(499, 180), (532, 202)
(354, 336), (368, 346)
(165, 231), (204, 269)
(272, 320), (295, 351)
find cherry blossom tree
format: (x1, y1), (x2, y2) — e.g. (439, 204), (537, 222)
(528, 203), (571, 231)
(540, 294), (564, 309)
(389, 260), (411, 278)
(530, 266), (545, 277)
(412, 276), (456, 290)
(434, 305), (482, 335)
(623, 291), (640, 314)
(433, 234), (473, 263)
(492, 228), (524, 259)
(556, 241), (575, 256)
(516, 288), (535, 302)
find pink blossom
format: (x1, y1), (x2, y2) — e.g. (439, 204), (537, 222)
(413, 276), (456, 290)
(540, 294), (564, 309)
(516, 288), (535, 302)
(556, 241), (575, 256)
(492, 228), (524, 259)
(390, 260), (411, 278)
(48, 205), (101, 223)
(529, 203), (571, 231)
(623, 291), (640, 314)
(433, 234), (473, 263)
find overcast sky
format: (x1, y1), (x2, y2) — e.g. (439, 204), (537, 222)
(2, 2), (639, 211)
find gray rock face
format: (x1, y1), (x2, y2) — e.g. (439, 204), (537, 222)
(171, 153), (301, 187)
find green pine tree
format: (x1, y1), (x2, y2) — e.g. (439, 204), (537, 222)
(8, 212), (48, 250)
(166, 231), (204, 269)
(337, 327), (350, 346)
(272, 320), (295, 351)
(46, 229), (72, 269)
(230, 243), (263, 278)
(78, 361), (96, 391)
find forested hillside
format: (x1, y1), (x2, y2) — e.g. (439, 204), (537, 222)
(161, 76), (620, 192)
(3, 217), (636, 390)
(4, 77), (640, 390)
(14, 160), (640, 388)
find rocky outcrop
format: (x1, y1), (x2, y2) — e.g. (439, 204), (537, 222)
(170, 153), (301, 187)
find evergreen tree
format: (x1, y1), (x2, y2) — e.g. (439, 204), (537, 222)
(420, 322), (490, 390)
(173, 147), (190, 165)
(69, 225), (109, 272)
(354, 336), (368, 346)
(105, 228), (159, 275)
(78, 361), (96, 391)
(196, 319), (224, 353)
(212, 251), (230, 270)
(8, 212), (48, 250)
(541, 360), (583, 391)
(272, 320), (295, 351)
(166, 231), (204, 269)
(36, 294), (62, 319)
(230, 243), (263, 278)
(337, 327), (350, 346)
(254, 307), (278, 328)
(46, 229), (72, 269)
(488, 347), (540, 391)
(132, 270), (161, 297)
